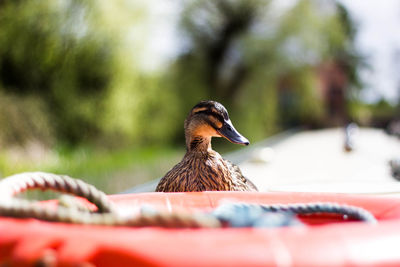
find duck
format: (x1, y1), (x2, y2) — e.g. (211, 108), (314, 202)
(156, 100), (258, 192)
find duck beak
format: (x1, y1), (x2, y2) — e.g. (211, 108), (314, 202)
(217, 119), (250, 146)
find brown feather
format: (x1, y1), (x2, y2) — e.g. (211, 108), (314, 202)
(155, 101), (258, 192)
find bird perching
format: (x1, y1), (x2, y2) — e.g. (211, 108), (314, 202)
(156, 100), (257, 192)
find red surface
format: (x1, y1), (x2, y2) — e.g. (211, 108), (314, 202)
(1, 191), (400, 266)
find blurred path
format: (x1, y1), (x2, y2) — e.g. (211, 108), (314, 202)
(241, 128), (400, 194)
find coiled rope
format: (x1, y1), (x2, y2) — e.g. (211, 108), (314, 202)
(0, 172), (377, 227)
(0, 172), (220, 228)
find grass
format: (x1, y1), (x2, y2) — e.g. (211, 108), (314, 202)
(0, 144), (184, 194)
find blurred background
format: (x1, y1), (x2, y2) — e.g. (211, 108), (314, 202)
(0, 0), (399, 193)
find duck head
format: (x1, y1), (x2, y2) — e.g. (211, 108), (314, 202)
(184, 100), (249, 151)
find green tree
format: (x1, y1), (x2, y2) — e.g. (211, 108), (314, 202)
(168, 0), (364, 141)
(0, 0), (113, 143)
(0, 0), (176, 146)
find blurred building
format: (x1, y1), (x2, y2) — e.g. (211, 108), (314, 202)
(317, 59), (349, 126)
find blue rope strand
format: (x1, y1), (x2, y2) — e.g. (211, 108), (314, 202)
(213, 202), (377, 228)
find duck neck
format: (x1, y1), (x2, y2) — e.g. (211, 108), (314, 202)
(186, 135), (212, 153)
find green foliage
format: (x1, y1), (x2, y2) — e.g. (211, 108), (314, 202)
(0, 144), (183, 193)
(0, 0), (365, 148)
(0, 0), (373, 191)
(168, 0), (363, 142)
(0, 0), (113, 143)
(0, 0), (179, 146)
(0, 92), (53, 147)
(348, 98), (399, 126)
